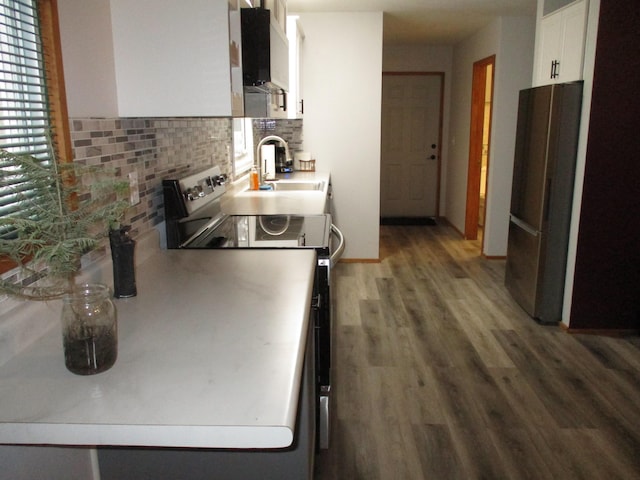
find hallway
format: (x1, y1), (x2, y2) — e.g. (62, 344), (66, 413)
(315, 224), (640, 479)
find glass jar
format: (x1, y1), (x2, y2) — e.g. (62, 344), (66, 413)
(61, 283), (118, 375)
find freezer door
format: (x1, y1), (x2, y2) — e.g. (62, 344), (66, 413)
(505, 218), (544, 317)
(510, 86), (553, 230)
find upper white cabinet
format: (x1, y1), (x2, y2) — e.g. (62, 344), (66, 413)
(287, 16), (304, 118)
(535, 0), (588, 86)
(109, 0), (243, 117)
(263, 0), (287, 36)
(228, 0), (245, 116)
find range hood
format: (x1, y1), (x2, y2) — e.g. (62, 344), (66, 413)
(241, 8), (289, 93)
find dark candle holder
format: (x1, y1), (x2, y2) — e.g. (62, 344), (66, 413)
(109, 226), (137, 298)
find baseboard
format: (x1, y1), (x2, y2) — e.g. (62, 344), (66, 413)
(338, 258), (381, 264)
(563, 326), (640, 337)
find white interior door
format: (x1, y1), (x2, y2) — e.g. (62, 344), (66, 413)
(380, 74), (442, 218)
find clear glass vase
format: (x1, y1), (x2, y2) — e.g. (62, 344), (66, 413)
(61, 283), (118, 375)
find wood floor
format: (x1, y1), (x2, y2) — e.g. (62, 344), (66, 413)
(314, 224), (640, 480)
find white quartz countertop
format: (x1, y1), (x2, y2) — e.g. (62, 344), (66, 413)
(222, 171), (330, 215)
(0, 249), (317, 449)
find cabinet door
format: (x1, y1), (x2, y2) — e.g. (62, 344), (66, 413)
(287, 16), (304, 118)
(110, 0), (237, 117)
(229, 0), (245, 116)
(535, 0), (587, 85)
(537, 13), (564, 85)
(558, 0), (587, 82)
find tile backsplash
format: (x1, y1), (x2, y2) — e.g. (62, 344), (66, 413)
(70, 117), (233, 238)
(252, 118), (303, 152)
(70, 117), (304, 240)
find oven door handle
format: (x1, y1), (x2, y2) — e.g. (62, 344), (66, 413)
(330, 224), (345, 268)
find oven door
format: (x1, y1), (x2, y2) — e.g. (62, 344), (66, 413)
(313, 254), (331, 450)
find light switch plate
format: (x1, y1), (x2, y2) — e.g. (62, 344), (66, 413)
(128, 171), (140, 205)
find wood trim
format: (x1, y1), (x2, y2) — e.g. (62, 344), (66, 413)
(464, 55), (495, 244)
(482, 255), (506, 260)
(0, 0), (72, 275)
(0, 257), (18, 273)
(563, 326), (640, 337)
(38, 0), (73, 165)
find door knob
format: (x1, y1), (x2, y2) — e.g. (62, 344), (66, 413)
(429, 155), (436, 160)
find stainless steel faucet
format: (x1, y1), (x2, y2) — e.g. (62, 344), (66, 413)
(255, 135), (290, 183)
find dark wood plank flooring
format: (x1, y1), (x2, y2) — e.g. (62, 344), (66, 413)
(314, 224), (640, 479)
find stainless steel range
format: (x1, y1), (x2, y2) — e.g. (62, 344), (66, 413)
(162, 166), (343, 450)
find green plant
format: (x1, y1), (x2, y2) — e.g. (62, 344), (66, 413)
(0, 148), (130, 300)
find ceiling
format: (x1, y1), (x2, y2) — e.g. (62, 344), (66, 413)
(286, 0), (537, 45)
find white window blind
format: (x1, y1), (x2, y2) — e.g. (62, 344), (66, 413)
(0, 0), (52, 240)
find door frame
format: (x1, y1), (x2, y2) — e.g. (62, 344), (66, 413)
(464, 56), (495, 243)
(381, 71), (445, 218)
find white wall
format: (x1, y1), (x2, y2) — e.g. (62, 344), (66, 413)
(57, 0), (118, 117)
(446, 16), (535, 256)
(485, 17), (536, 256)
(382, 45), (453, 217)
(296, 12), (383, 260)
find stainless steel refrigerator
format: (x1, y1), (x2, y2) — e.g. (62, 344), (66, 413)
(505, 81), (583, 324)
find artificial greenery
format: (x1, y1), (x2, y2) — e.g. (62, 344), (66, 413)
(0, 148), (129, 300)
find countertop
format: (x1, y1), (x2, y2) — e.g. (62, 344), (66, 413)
(0, 249), (317, 449)
(221, 171), (330, 215)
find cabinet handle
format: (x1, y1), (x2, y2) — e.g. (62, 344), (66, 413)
(280, 88), (287, 112)
(300, 99), (304, 114)
(551, 60), (560, 79)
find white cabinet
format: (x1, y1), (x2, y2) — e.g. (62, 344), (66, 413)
(228, 0), (245, 117)
(263, 0), (287, 35)
(109, 0), (243, 117)
(535, 0), (588, 86)
(287, 16), (304, 118)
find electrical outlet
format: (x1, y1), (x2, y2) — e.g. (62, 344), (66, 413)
(128, 171), (140, 205)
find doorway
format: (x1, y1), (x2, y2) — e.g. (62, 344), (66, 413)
(465, 56), (495, 250)
(380, 73), (443, 222)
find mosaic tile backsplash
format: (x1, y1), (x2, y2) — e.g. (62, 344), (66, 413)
(252, 118), (303, 152)
(70, 117), (303, 240)
(70, 117), (233, 238)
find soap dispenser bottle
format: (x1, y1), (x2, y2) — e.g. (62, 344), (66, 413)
(249, 166), (259, 190)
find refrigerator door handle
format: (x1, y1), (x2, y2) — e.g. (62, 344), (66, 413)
(510, 214), (539, 237)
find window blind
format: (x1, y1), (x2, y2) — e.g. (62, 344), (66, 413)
(0, 0), (52, 240)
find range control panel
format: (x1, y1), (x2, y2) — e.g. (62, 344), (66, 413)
(176, 166), (227, 216)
